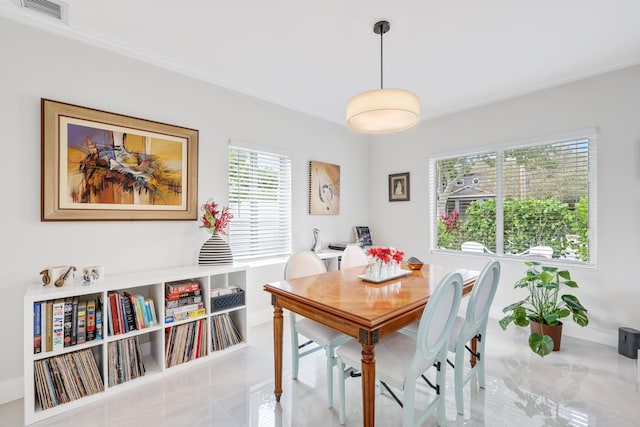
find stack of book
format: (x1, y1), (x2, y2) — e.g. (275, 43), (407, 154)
(107, 336), (146, 386)
(164, 318), (207, 367)
(33, 348), (104, 410)
(210, 313), (243, 351)
(33, 298), (102, 354)
(164, 280), (205, 323)
(106, 291), (157, 336)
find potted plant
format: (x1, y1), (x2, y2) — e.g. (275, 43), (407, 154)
(499, 261), (589, 357)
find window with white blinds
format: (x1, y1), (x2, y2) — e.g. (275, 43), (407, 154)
(228, 145), (292, 260)
(431, 129), (596, 264)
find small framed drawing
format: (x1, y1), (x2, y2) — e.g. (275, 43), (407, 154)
(389, 172), (410, 202)
(308, 160), (340, 214)
(41, 99), (199, 221)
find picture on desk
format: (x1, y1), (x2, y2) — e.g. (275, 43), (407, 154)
(308, 160), (340, 215)
(354, 226), (373, 246)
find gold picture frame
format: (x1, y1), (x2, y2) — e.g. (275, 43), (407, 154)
(41, 99), (198, 221)
(308, 160), (340, 215)
(389, 172), (410, 202)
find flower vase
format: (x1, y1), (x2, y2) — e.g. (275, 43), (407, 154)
(199, 233), (233, 265)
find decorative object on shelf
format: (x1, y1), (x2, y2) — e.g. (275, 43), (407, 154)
(81, 265), (104, 285)
(308, 160), (340, 215)
(406, 257), (424, 270)
(499, 261), (589, 357)
(199, 199), (233, 265)
(41, 99), (198, 221)
(354, 225), (373, 247)
(389, 172), (410, 202)
(310, 228), (322, 252)
(39, 265), (76, 287)
(364, 247), (405, 282)
(346, 20), (420, 134)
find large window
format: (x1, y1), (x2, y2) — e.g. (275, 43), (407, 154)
(228, 144), (292, 260)
(431, 129), (596, 264)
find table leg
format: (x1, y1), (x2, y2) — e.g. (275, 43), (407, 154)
(470, 336), (478, 368)
(273, 304), (283, 402)
(361, 342), (376, 427)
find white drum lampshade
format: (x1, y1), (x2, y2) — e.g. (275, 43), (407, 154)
(346, 88), (420, 134)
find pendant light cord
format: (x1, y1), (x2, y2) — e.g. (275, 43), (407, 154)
(380, 23), (384, 89)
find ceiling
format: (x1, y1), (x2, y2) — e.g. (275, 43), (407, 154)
(3, 0), (640, 128)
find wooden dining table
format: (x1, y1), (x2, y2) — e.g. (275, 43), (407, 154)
(263, 263), (479, 427)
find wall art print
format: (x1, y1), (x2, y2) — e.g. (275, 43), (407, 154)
(41, 99), (198, 221)
(389, 172), (410, 202)
(308, 160), (340, 215)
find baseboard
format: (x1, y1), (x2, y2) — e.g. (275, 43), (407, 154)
(0, 376), (23, 405)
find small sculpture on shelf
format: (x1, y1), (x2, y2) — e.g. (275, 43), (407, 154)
(311, 228), (321, 252)
(39, 265), (76, 287)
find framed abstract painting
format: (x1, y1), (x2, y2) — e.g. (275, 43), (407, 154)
(41, 99), (198, 221)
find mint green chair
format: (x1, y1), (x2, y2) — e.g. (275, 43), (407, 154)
(336, 272), (463, 426)
(448, 260), (500, 415)
(284, 250), (351, 408)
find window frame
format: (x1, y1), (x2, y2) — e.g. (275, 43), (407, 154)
(429, 128), (597, 267)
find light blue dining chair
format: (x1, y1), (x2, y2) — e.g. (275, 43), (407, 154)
(284, 250), (351, 408)
(400, 260), (501, 415)
(448, 260), (500, 415)
(336, 272), (463, 426)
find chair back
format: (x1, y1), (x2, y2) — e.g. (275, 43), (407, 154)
(465, 260), (501, 332)
(416, 272), (463, 360)
(284, 250), (327, 280)
(461, 241), (490, 253)
(340, 245), (369, 269)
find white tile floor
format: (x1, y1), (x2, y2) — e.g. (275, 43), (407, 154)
(2, 320), (639, 426)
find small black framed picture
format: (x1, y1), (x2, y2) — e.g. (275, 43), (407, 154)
(389, 172), (410, 202)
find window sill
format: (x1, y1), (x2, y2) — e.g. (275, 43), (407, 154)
(429, 249), (596, 271)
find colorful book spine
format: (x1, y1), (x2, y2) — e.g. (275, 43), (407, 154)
(45, 301), (53, 352)
(86, 300), (96, 341)
(34, 302), (42, 354)
(166, 281), (200, 295)
(70, 297), (79, 346)
(76, 300), (87, 344)
(63, 298), (73, 347)
(165, 290), (201, 302)
(96, 306), (103, 341)
(52, 299), (65, 351)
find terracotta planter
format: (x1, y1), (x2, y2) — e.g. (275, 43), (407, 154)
(530, 320), (563, 351)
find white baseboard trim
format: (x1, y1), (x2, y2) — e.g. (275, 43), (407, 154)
(0, 376), (23, 405)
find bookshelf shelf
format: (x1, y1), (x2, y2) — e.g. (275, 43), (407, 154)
(24, 263), (249, 425)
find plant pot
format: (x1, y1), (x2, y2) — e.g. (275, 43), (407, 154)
(530, 320), (563, 351)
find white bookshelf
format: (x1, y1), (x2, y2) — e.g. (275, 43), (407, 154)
(23, 264), (249, 425)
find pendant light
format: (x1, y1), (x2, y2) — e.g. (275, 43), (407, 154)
(346, 20), (420, 134)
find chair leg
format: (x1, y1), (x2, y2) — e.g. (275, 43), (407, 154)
(477, 336), (486, 389)
(337, 359), (347, 425)
(454, 342), (466, 415)
(437, 352), (447, 427)
(290, 318), (299, 380)
(326, 346), (334, 408)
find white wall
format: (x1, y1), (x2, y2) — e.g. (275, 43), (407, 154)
(0, 17), (370, 403)
(369, 65), (640, 350)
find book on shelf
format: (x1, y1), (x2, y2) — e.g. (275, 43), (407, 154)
(165, 289), (201, 302)
(144, 297), (157, 326)
(34, 302), (42, 354)
(76, 300), (87, 345)
(166, 280), (200, 295)
(96, 306), (103, 341)
(70, 297), (78, 346)
(107, 336), (146, 387)
(164, 318), (207, 367)
(63, 298), (73, 347)
(121, 294), (137, 333)
(166, 302), (204, 316)
(210, 312), (243, 351)
(165, 294), (202, 308)
(210, 286), (242, 297)
(164, 307), (206, 324)
(33, 348), (104, 410)
(45, 301), (53, 352)
(85, 299), (96, 341)
(52, 299), (65, 351)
